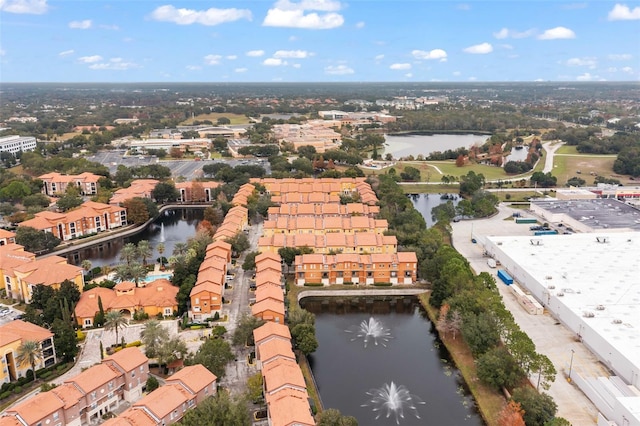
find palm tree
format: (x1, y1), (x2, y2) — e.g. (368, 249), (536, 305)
(129, 262), (148, 287)
(173, 242), (188, 257)
(119, 243), (138, 266)
(81, 260), (92, 275)
(156, 243), (166, 269)
(104, 310), (128, 347)
(137, 240), (152, 266)
(141, 320), (169, 358)
(16, 340), (43, 381)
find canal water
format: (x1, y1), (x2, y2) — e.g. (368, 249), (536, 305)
(302, 297), (482, 426)
(384, 134), (488, 159)
(65, 208), (203, 267)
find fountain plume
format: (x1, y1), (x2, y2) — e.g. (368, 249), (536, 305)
(362, 381), (425, 425)
(346, 316), (392, 347)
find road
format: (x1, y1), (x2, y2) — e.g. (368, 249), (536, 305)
(451, 204), (601, 425)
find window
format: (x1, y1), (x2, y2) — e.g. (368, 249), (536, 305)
(140, 365), (144, 372)
(108, 381), (113, 390)
(188, 399), (195, 407)
(91, 391), (97, 400)
(131, 371), (135, 378)
(84, 319), (92, 326)
(53, 412), (59, 421)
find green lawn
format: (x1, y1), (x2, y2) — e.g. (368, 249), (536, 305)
(555, 145), (579, 155)
(553, 154), (621, 185)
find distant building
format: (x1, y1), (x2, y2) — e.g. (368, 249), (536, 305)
(39, 172), (102, 196)
(0, 136), (37, 154)
(109, 179), (159, 205)
(175, 181), (220, 203)
(0, 320), (56, 384)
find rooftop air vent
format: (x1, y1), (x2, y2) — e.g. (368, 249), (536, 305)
(613, 319), (623, 324)
(596, 236), (609, 243)
(530, 239), (543, 246)
(596, 305), (605, 310)
(583, 311), (595, 318)
(548, 285), (556, 289)
(557, 292), (564, 297)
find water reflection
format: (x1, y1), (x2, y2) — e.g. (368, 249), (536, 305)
(65, 208), (203, 267)
(409, 193), (460, 227)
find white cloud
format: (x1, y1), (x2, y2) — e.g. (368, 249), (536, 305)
(0, 48), (5, 56)
(500, 44), (514, 50)
(390, 63), (411, 70)
(204, 54), (222, 65)
(88, 58), (139, 70)
(292, 63), (301, 68)
(273, 49), (312, 58)
(374, 54), (384, 61)
(608, 54), (632, 60)
(186, 65), (202, 71)
(246, 50), (265, 57)
(411, 49), (447, 61)
(263, 58), (286, 66)
(405, 73), (413, 78)
(457, 4), (471, 11)
(235, 67), (248, 73)
(0, 0), (48, 14)
(576, 72), (594, 81)
(493, 27), (535, 39)
(289, 35), (298, 41)
(538, 26), (576, 40)
(622, 66), (634, 73)
(99, 24), (119, 30)
(324, 64), (354, 75)
(78, 55), (103, 63)
(468, 76), (477, 81)
(150, 5), (252, 26)
(58, 49), (75, 57)
(608, 3), (640, 20)
(566, 57), (597, 68)
(226, 55), (238, 60)
(355, 21), (365, 29)
(69, 19), (92, 29)
(453, 71), (461, 76)
(263, 0), (344, 29)
(463, 42), (493, 54)
(607, 67), (618, 73)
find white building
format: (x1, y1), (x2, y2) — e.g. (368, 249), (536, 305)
(0, 135), (37, 154)
(485, 232), (640, 426)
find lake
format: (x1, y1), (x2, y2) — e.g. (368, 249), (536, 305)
(65, 208), (203, 268)
(409, 193), (460, 227)
(302, 297), (482, 426)
(384, 134), (489, 159)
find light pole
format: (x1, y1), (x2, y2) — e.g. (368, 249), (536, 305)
(568, 349), (575, 382)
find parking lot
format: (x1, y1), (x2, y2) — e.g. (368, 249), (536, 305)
(0, 304), (22, 326)
(89, 151), (270, 180)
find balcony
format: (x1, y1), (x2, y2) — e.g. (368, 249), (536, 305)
(42, 339), (53, 348)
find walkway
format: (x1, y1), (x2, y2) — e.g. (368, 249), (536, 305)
(451, 204), (601, 425)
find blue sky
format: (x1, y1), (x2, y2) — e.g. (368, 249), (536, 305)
(1, 0), (639, 82)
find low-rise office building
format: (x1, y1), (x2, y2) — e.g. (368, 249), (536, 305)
(0, 136), (37, 155)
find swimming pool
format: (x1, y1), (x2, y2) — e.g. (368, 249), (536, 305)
(109, 273), (173, 283)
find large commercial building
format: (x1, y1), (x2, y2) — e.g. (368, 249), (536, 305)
(0, 136), (37, 155)
(484, 232), (640, 425)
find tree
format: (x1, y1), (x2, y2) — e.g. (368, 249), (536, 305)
(247, 372), (264, 403)
(188, 338), (234, 378)
(15, 226), (60, 253)
(56, 186), (83, 212)
(16, 340), (43, 381)
(156, 337), (188, 370)
(137, 240), (152, 266)
(498, 401), (525, 426)
(123, 197), (150, 225)
(146, 375), (160, 392)
(179, 390), (250, 426)
(291, 323), (318, 355)
(232, 314), (264, 347)
(511, 387), (557, 426)
(156, 242), (166, 268)
(476, 346), (525, 391)
(152, 182), (179, 203)
(316, 408), (359, 426)
(94, 295), (106, 327)
(115, 261), (148, 287)
(51, 318), (79, 362)
(460, 312), (501, 356)
(81, 260), (92, 277)
(242, 251), (260, 271)
(226, 232), (250, 255)
(141, 320), (170, 358)
(288, 307), (315, 329)
(104, 310), (128, 346)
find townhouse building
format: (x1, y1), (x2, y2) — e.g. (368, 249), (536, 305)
(1, 348), (148, 426)
(109, 180), (159, 206)
(258, 233), (398, 255)
(294, 252), (418, 286)
(267, 202), (380, 220)
(19, 201), (127, 242)
(0, 244), (84, 303)
(74, 279), (178, 328)
(189, 240), (232, 322)
(0, 320), (56, 384)
(0, 229), (16, 246)
(262, 216), (389, 237)
(175, 181), (219, 203)
(39, 172), (102, 197)
(231, 183), (255, 206)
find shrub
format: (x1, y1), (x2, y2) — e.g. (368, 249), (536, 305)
(303, 282), (324, 287)
(125, 340), (142, 348)
(213, 311), (220, 320)
(373, 282), (393, 287)
(76, 330), (86, 341)
(0, 391), (12, 400)
(113, 346), (123, 352)
(146, 375), (160, 392)
(13, 386), (22, 394)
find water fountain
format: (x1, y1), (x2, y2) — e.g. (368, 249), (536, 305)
(362, 382), (425, 425)
(160, 223), (166, 243)
(346, 317), (392, 347)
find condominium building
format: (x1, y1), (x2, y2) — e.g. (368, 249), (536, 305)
(39, 172), (102, 197)
(175, 181), (220, 203)
(109, 180), (159, 205)
(0, 320), (56, 384)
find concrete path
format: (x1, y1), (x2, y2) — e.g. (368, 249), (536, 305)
(451, 204), (601, 425)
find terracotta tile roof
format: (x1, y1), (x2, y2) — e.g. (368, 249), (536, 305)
(104, 347), (148, 373)
(15, 256), (82, 287)
(165, 364), (216, 394)
(253, 322), (292, 345)
(0, 416), (23, 426)
(74, 287), (116, 319)
(397, 251), (418, 263)
(114, 281), (136, 291)
(0, 320), (53, 346)
(133, 383), (191, 420)
(5, 391), (64, 425)
(255, 270), (282, 286)
(0, 229), (16, 240)
(266, 388), (315, 426)
(196, 268), (225, 285)
(51, 383), (84, 408)
(190, 281), (222, 297)
(66, 363), (120, 393)
(207, 240), (232, 252)
(256, 258), (281, 272)
(251, 299), (285, 317)
(257, 338), (294, 363)
(104, 408), (157, 426)
(262, 358), (306, 394)
(255, 252), (281, 264)
(110, 179), (159, 204)
(255, 285), (284, 303)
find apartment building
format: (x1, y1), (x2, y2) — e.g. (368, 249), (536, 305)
(211, 206), (248, 243)
(175, 181), (220, 203)
(262, 216), (389, 237)
(0, 245), (84, 303)
(0, 320), (56, 384)
(109, 180), (159, 205)
(294, 252), (418, 286)
(231, 183), (255, 206)
(105, 365), (217, 426)
(1, 348), (148, 426)
(258, 233), (398, 255)
(39, 172), (102, 196)
(189, 238), (232, 322)
(74, 279), (178, 328)
(267, 202), (380, 220)
(19, 201), (127, 242)
(0, 229), (16, 246)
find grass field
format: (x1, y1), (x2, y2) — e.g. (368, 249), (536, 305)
(364, 160), (526, 182)
(181, 113), (252, 125)
(555, 145), (579, 155)
(552, 153), (624, 185)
